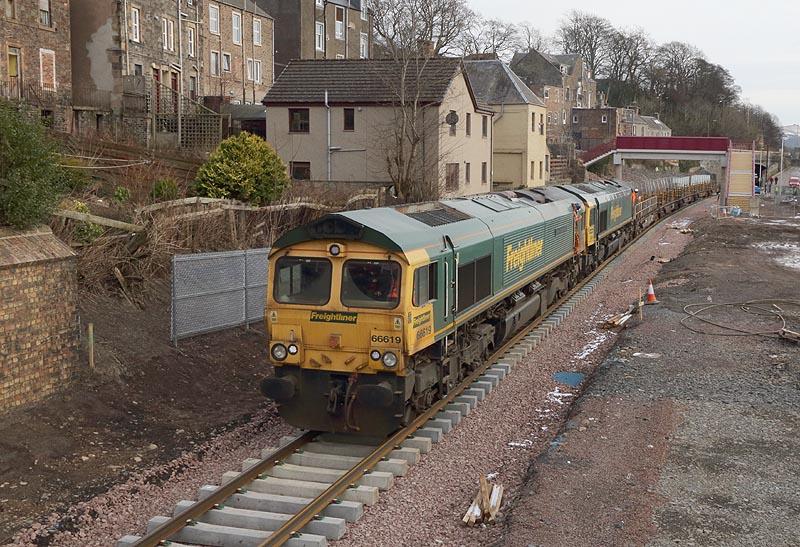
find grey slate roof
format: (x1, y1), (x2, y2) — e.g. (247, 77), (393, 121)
(263, 58), (484, 108)
(464, 59), (545, 107)
(547, 54), (580, 72)
(640, 115), (670, 131)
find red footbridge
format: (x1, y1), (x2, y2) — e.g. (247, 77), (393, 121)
(581, 136), (732, 174)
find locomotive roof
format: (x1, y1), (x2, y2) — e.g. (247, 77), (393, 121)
(272, 182), (626, 262)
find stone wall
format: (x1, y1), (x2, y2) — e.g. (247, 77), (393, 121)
(0, 229), (80, 412)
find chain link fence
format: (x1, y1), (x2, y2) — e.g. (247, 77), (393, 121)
(171, 248), (269, 344)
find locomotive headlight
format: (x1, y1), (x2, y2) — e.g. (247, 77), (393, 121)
(287, 344), (299, 355)
(382, 351), (398, 368)
(370, 350), (382, 361)
(271, 343), (288, 361)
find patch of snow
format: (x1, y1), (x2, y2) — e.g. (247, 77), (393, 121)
(752, 242), (800, 271)
(574, 329), (611, 359)
(507, 439), (533, 449)
(668, 218), (693, 230)
(547, 386), (575, 405)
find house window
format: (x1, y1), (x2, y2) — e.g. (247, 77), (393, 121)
(38, 0), (51, 26)
(448, 110), (456, 136)
(545, 155), (550, 172)
(188, 75), (197, 100)
(210, 50), (220, 76)
(232, 12), (242, 45)
(289, 108), (310, 132)
(539, 113), (544, 135)
(465, 163), (471, 183)
(335, 6), (344, 39)
(315, 22), (324, 51)
(187, 27), (195, 57)
(343, 107), (355, 131)
(209, 4), (219, 34)
(222, 52), (231, 72)
(445, 163), (459, 191)
(481, 162), (487, 184)
(360, 32), (368, 58)
(251, 60), (262, 82)
(169, 19), (174, 50)
(39, 48), (56, 90)
(530, 161), (535, 180)
(5, 0), (16, 19)
(573, 115), (578, 124)
(543, 88), (549, 99)
(290, 161), (311, 180)
(562, 110), (566, 124)
(482, 115), (488, 137)
(133, 63), (143, 76)
(539, 161), (543, 179)
(162, 18), (168, 50)
(131, 7), (140, 42)
(253, 19), (262, 46)
(566, 87), (571, 101)
(361, 0), (368, 20)
(531, 112), (535, 132)
(601, 114), (608, 124)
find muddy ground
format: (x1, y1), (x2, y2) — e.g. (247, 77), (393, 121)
(0, 289), (274, 542)
(500, 203), (800, 545)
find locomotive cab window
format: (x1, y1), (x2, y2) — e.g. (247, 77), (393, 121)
(342, 260), (401, 309)
(274, 257), (332, 305)
(413, 263), (438, 307)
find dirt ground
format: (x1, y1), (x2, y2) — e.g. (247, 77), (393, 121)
(500, 202), (800, 545)
(0, 288), (275, 542)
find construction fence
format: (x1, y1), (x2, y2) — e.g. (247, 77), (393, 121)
(171, 248), (269, 343)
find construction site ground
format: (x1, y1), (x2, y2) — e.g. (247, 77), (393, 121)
(501, 202), (800, 545)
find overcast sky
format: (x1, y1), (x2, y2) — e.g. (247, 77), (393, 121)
(468, 0), (800, 126)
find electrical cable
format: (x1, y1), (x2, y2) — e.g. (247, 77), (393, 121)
(681, 298), (800, 338)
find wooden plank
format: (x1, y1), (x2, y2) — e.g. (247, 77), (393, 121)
(53, 210), (145, 232)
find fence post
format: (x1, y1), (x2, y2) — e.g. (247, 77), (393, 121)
(244, 250), (250, 331)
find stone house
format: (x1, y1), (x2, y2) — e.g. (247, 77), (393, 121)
(510, 49), (598, 142)
(202, 0), (274, 105)
(570, 106), (665, 151)
(259, 0), (372, 74)
(262, 58), (493, 197)
(464, 58), (548, 189)
(1, 0), (73, 129)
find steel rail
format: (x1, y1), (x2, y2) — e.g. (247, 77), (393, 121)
(130, 432), (318, 547)
(259, 191), (712, 546)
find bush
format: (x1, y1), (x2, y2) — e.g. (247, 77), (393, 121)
(72, 200), (104, 243)
(0, 102), (67, 229)
(151, 178), (180, 202)
(113, 186), (131, 203)
(59, 156), (92, 193)
(193, 132), (289, 205)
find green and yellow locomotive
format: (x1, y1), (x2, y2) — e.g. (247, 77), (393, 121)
(261, 177), (710, 435)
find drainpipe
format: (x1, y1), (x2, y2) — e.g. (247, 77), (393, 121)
(177, 0), (183, 147)
(122, 0), (131, 75)
(326, 89), (331, 181)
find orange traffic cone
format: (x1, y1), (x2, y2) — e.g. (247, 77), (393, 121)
(645, 279), (659, 305)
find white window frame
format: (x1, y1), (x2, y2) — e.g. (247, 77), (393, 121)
(187, 27), (195, 57)
(316, 0), (323, 6)
(543, 88), (549, 99)
(361, 0), (368, 20)
(168, 19), (175, 51)
(572, 115), (578, 124)
(247, 58), (253, 80)
(162, 18), (168, 50)
(222, 52), (231, 72)
(38, 48), (56, 91)
(209, 4), (220, 35)
(335, 6), (344, 39)
(562, 110), (566, 124)
(253, 59), (261, 83)
(131, 7), (140, 42)
(232, 11), (242, 45)
(315, 22), (324, 51)
(601, 114), (608, 124)
(359, 32), (367, 58)
(210, 50), (220, 76)
(253, 18), (262, 46)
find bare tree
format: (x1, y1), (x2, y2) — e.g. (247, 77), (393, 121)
(372, 0), (472, 58)
(556, 10), (613, 77)
(516, 21), (550, 53)
(458, 17), (519, 60)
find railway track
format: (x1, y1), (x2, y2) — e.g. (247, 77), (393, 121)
(119, 196), (711, 547)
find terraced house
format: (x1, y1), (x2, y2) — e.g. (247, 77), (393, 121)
(1, 0), (73, 129)
(465, 58), (549, 189)
(260, 0), (372, 73)
(262, 58), (493, 197)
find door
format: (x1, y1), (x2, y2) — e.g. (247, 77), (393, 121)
(443, 236), (456, 326)
(7, 47), (20, 98)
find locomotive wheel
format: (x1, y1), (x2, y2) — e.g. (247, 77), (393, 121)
(401, 403), (415, 426)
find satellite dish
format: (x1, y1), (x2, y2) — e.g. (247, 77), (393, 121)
(445, 111), (459, 126)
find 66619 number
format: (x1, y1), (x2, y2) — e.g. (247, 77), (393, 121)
(371, 334), (402, 344)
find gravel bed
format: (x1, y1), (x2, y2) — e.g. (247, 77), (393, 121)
(9, 408), (294, 546)
(336, 201), (712, 547)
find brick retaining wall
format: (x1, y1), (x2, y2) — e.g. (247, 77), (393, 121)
(0, 229), (80, 411)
